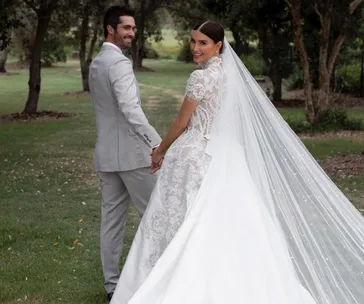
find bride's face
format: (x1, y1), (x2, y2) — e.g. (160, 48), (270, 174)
(190, 30), (221, 64)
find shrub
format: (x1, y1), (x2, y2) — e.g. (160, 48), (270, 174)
(143, 42), (159, 59)
(286, 65), (304, 90)
(176, 39), (193, 63)
(42, 31), (67, 67)
(287, 108), (363, 133)
(336, 63), (361, 94)
(240, 53), (264, 77)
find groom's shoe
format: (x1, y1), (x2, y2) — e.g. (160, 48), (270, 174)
(107, 292), (114, 302)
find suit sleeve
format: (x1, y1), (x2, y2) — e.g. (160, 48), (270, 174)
(108, 58), (161, 148)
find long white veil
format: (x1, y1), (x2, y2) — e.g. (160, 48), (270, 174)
(211, 39), (364, 303)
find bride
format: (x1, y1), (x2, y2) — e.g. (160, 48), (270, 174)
(111, 21), (364, 304)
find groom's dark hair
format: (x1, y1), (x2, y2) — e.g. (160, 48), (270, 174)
(194, 21), (225, 53)
(103, 6), (135, 38)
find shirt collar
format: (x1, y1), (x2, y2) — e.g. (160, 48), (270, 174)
(102, 42), (123, 53)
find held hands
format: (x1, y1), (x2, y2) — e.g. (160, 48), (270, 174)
(150, 147), (164, 174)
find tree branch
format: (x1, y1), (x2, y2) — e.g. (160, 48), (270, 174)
(349, 0), (364, 14)
(284, 0), (292, 9)
(313, 3), (323, 26)
(327, 0), (363, 74)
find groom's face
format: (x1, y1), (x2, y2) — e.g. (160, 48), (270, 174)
(110, 16), (136, 49)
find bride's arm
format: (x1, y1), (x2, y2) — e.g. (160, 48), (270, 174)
(156, 96), (198, 155)
(150, 97), (198, 173)
(150, 69), (205, 173)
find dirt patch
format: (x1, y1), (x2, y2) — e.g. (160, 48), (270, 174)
(0, 71), (20, 76)
(318, 154), (364, 178)
(283, 89), (364, 108)
(135, 66), (155, 72)
(273, 99), (305, 108)
(139, 83), (184, 106)
(63, 91), (90, 98)
(145, 96), (160, 110)
(5, 61), (29, 69)
(0, 111), (73, 122)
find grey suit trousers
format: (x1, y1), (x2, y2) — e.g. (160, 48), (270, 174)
(98, 167), (157, 294)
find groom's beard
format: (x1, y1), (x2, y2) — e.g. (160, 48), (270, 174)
(120, 35), (134, 49)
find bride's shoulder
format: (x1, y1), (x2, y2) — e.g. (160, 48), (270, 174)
(187, 69), (204, 83)
(186, 67), (216, 85)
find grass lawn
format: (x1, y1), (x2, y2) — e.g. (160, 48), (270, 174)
(1, 59), (364, 303)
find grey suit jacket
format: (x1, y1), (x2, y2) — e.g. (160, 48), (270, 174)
(89, 44), (161, 172)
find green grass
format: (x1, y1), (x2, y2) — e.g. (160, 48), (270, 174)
(1, 59), (364, 303)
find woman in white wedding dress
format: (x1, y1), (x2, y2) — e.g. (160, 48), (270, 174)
(111, 21), (364, 304)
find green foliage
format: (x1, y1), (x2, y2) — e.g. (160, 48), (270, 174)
(286, 65), (304, 90)
(287, 108), (363, 133)
(42, 31), (67, 66)
(143, 41), (159, 59)
(240, 52), (265, 77)
(0, 0), (23, 50)
(176, 39), (193, 63)
(336, 63), (362, 94)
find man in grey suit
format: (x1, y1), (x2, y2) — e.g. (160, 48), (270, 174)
(88, 6), (161, 302)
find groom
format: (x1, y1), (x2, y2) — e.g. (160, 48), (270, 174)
(88, 6), (161, 302)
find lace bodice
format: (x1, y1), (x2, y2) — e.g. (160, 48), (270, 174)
(184, 56), (224, 138)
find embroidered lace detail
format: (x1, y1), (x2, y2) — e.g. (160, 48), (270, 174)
(130, 55), (224, 276)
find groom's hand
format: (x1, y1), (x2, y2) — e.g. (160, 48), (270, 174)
(150, 159), (163, 174)
(150, 148), (164, 174)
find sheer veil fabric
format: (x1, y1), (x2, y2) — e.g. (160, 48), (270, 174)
(115, 39), (364, 304)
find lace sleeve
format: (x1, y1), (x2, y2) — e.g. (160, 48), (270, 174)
(185, 70), (206, 103)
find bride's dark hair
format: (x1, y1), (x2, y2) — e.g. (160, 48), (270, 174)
(193, 21), (225, 53)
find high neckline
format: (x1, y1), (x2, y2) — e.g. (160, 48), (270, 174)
(198, 56), (222, 69)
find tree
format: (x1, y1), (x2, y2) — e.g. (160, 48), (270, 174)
(286, 0), (364, 123)
(130, 0), (174, 70)
(0, 45), (10, 73)
(77, 0), (104, 91)
(254, 0), (292, 102)
(201, 0), (256, 57)
(0, 0), (23, 51)
(202, 0), (291, 101)
(22, 0), (59, 114)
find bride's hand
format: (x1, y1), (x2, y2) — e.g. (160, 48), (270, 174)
(150, 148), (164, 174)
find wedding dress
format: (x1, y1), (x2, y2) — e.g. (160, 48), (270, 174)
(111, 40), (364, 304)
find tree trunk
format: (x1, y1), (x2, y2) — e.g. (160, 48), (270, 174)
(287, 0), (363, 123)
(80, 6), (90, 91)
(231, 25), (247, 57)
(87, 19), (100, 62)
(270, 55), (282, 102)
(133, 34), (145, 70)
(258, 28), (283, 102)
(0, 46), (9, 73)
(79, 20), (100, 92)
(132, 0), (146, 70)
(23, 4), (57, 114)
(286, 0), (315, 123)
